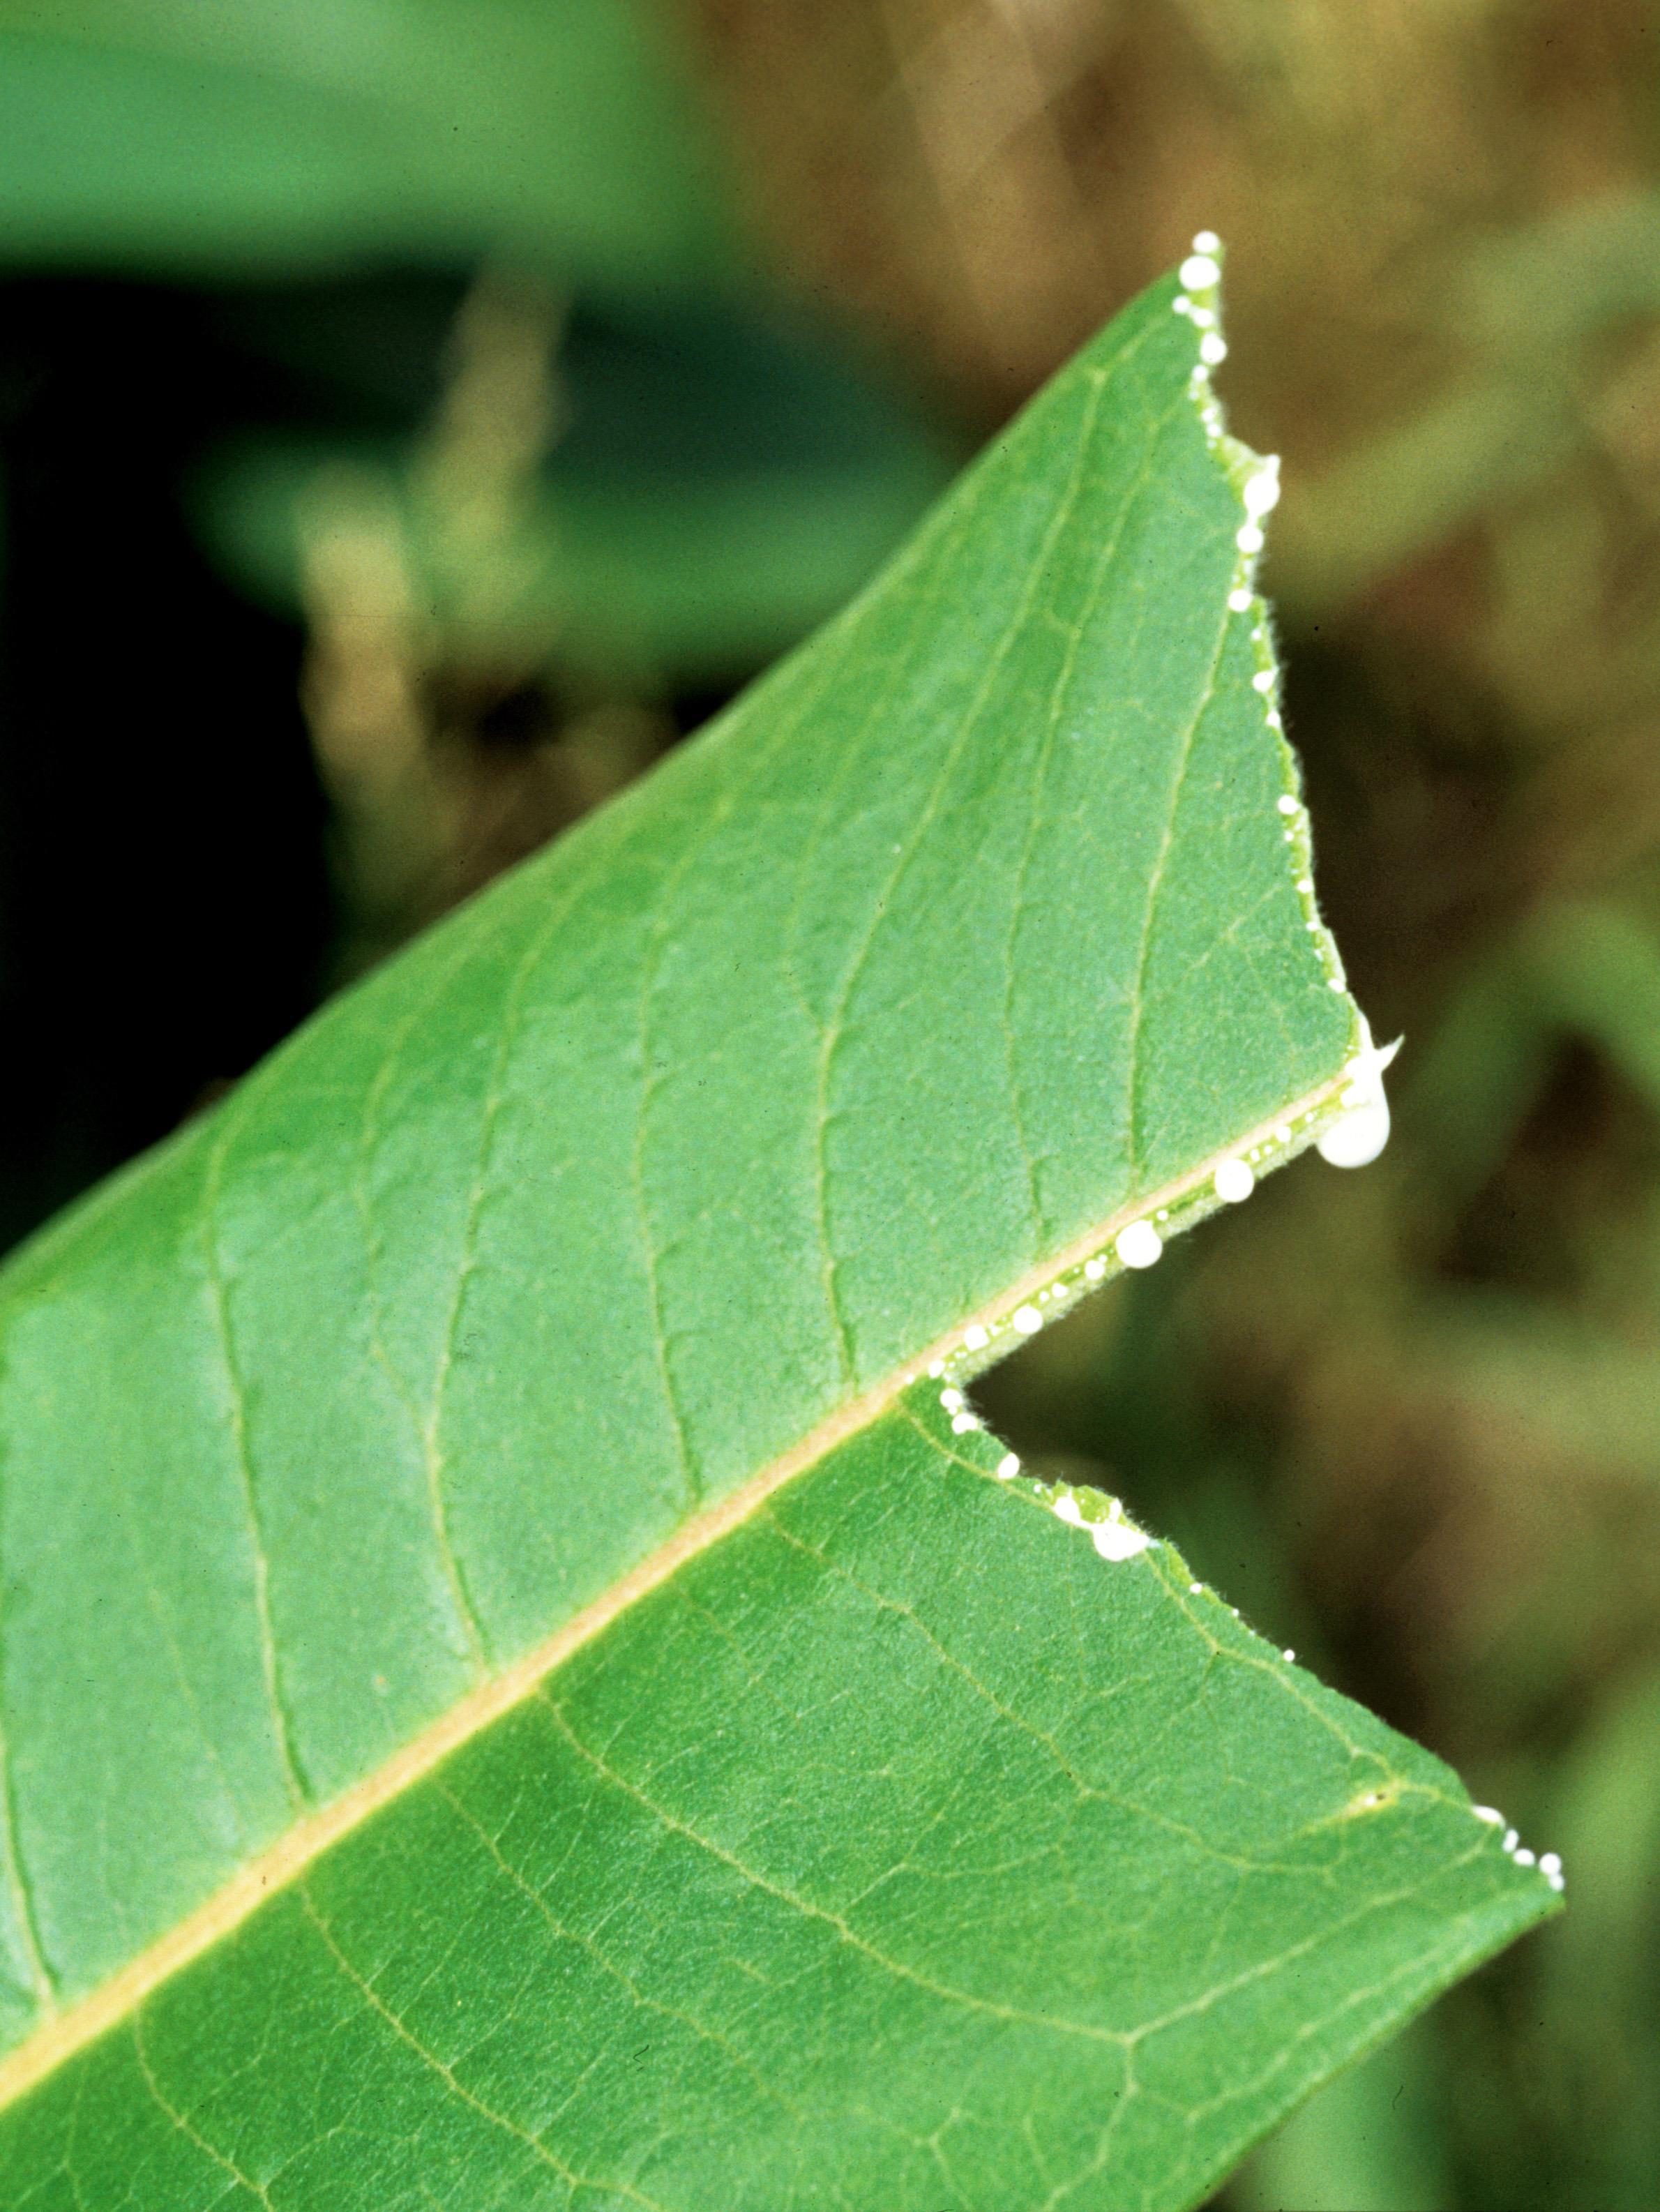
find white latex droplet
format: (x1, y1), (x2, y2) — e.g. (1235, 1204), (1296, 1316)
(1084, 1256), (1106, 1280)
(995, 1453), (1020, 1480)
(1116, 1221), (1163, 1270)
(1200, 332), (1228, 366)
(1012, 1304), (1043, 1335)
(963, 1323), (989, 1351)
(1180, 253), (1221, 291)
(1317, 1099), (1389, 1168)
(1192, 229), (1221, 255)
(1316, 1023), (1402, 1171)
(1093, 1519), (1152, 1561)
(1214, 1158), (1254, 1203)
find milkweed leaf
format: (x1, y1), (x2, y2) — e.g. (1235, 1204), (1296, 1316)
(0, 258), (1556, 2211)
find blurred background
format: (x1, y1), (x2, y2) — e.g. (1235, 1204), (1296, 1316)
(3, 2), (1658, 2204)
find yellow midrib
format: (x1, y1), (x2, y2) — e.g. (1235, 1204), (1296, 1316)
(0, 1068), (1351, 2113)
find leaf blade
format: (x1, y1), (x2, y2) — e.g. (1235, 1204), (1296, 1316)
(0, 264), (1553, 2207)
(4, 1401), (1553, 2211)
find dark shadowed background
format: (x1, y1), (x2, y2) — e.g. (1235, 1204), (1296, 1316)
(3, 5), (1659, 2205)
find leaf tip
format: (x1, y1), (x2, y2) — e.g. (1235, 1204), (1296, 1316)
(1462, 1803), (1566, 1899)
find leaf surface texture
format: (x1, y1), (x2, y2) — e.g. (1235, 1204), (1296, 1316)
(0, 271), (1555, 2209)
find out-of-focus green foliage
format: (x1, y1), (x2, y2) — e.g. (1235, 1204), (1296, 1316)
(0, 0), (956, 690)
(0, 0), (735, 284)
(0, 0), (956, 967)
(198, 303), (954, 687)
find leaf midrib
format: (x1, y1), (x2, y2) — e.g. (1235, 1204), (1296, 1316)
(0, 1067), (1354, 2115)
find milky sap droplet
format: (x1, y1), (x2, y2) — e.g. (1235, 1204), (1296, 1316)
(1115, 1220), (1163, 1269)
(1213, 1158), (1254, 1204)
(1316, 1023), (1403, 1170)
(1092, 1517), (1152, 1561)
(1317, 1099), (1389, 1168)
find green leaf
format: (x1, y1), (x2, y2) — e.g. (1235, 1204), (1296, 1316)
(0, 1), (735, 283)
(0, 265), (1556, 2208)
